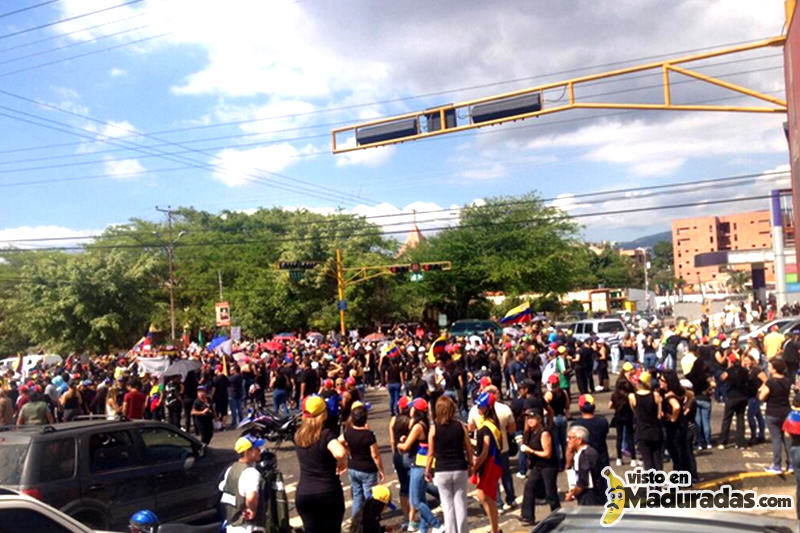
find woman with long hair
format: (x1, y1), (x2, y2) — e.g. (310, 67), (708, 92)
(520, 408), (559, 526)
(609, 376), (636, 466)
(398, 398), (443, 533)
(389, 396), (412, 528)
(60, 379), (83, 422)
(544, 374), (570, 471)
(426, 396), (471, 533)
(628, 371), (664, 470)
(659, 370), (691, 474)
(294, 395), (348, 533)
(472, 392), (503, 533)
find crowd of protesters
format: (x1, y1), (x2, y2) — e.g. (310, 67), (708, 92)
(4, 311), (800, 531)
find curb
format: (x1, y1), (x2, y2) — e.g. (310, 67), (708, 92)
(695, 470), (792, 490)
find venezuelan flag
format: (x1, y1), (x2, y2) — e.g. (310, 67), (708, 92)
(427, 334), (447, 363)
(499, 302), (532, 325)
(782, 409), (800, 435)
(383, 342), (400, 358)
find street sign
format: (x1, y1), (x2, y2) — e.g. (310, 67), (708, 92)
(289, 270), (305, 281)
(438, 313), (448, 327)
(337, 300), (348, 311)
(410, 272), (424, 282)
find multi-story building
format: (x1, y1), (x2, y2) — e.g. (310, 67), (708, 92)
(672, 211), (775, 292)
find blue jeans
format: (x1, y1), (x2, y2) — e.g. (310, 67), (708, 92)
(272, 388), (289, 416)
(409, 466), (440, 532)
(228, 396), (243, 427)
(695, 397), (712, 447)
(496, 452), (516, 507)
(747, 397), (765, 442)
(766, 415), (790, 468)
(553, 414), (568, 470)
(388, 383), (402, 415)
(643, 352), (657, 370)
(349, 469), (378, 517)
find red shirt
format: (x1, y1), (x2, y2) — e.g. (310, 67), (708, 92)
(123, 389), (147, 419)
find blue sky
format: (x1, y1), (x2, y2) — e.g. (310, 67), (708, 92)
(0, 0), (792, 247)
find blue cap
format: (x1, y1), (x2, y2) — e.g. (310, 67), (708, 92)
(475, 391), (494, 408)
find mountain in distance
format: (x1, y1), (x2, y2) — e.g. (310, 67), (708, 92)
(618, 230), (672, 250)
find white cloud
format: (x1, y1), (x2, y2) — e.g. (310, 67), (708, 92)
(104, 158), (145, 179)
(212, 143), (313, 187)
(109, 67), (127, 77)
(335, 137), (396, 167)
(0, 225), (102, 249)
(100, 120), (136, 140)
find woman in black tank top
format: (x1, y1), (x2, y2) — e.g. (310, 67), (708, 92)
(428, 396), (471, 533)
(389, 398), (412, 525)
(628, 373), (664, 471)
(520, 409), (559, 524)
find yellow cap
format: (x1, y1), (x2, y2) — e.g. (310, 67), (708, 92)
(638, 371), (652, 387)
(351, 401), (365, 411)
(302, 395), (326, 417)
(622, 361), (634, 372)
(371, 484), (396, 509)
(557, 346), (566, 354)
(234, 435), (264, 454)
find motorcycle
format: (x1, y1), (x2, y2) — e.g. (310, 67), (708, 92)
(237, 406), (301, 446)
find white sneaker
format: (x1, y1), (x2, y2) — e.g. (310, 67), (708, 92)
(616, 458), (622, 466)
(516, 472), (526, 479)
(630, 460), (637, 467)
(432, 526), (446, 533)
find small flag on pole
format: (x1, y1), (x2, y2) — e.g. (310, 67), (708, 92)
(499, 302), (532, 325)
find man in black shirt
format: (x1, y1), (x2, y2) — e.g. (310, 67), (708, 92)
(571, 394), (610, 469)
(719, 354), (749, 448)
(211, 368), (229, 427)
(782, 329), (800, 379)
(574, 341), (595, 395)
(182, 370), (198, 432)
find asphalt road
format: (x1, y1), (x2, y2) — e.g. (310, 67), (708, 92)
(206, 381), (799, 532)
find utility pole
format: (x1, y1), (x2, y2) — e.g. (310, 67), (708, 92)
(336, 248), (346, 336)
(156, 206), (177, 340)
(218, 270), (224, 300)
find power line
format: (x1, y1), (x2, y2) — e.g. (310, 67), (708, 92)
(0, 0), (143, 41)
(0, 11), (145, 54)
(0, 0), (60, 20)
(0, 192), (788, 254)
(0, 171), (789, 244)
(0, 62), (782, 173)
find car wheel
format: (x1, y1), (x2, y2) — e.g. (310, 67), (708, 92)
(73, 510), (108, 530)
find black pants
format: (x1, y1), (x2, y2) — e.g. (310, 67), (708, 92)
(637, 438), (664, 471)
(521, 465), (559, 522)
(182, 397), (195, 430)
(615, 420), (635, 460)
(720, 397), (748, 447)
(596, 360), (609, 388)
(195, 415), (213, 444)
(665, 424), (690, 473)
(575, 365), (593, 394)
(167, 406), (181, 428)
(296, 488), (344, 533)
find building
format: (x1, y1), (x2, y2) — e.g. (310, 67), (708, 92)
(672, 210), (775, 293)
(397, 222), (425, 257)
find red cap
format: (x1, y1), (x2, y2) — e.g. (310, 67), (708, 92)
(323, 379), (334, 389)
(728, 353), (738, 363)
(412, 398), (428, 412)
(479, 376), (491, 388)
(345, 376), (356, 386)
(398, 396), (410, 410)
(215, 365), (223, 372)
(547, 374), (559, 384)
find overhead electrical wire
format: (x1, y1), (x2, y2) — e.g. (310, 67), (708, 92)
(0, 192), (789, 254)
(0, 0), (61, 20)
(0, 170), (789, 245)
(0, 0), (143, 41)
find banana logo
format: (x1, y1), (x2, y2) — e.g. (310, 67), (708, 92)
(601, 467), (626, 527)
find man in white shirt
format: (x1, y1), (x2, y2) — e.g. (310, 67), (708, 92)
(219, 434), (265, 532)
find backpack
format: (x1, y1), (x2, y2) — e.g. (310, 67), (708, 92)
(263, 468), (290, 533)
(321, 389), (341, 417)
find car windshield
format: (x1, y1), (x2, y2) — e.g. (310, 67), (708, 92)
(598, 321), (623, 333)
(0, 444), (28, 484)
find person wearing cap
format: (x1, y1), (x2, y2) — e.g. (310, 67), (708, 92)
(219, 433), (266, 532)
(427, 395), (471, 533)
(571, 393), (609, 469)
(294, 395), (348, 533)
(472, 392), (502, 533)
(544, 373), (569, 471)
(397, 397), (443, 533)
(349, 484), (398, 533)
(342, 402), (386, 517)
(191, 385), (214, 444)
(519, 407), (559, 525)
(628, 371), (664, 470)
(389, 396), (412, 528)
(59, 378), (83, 422)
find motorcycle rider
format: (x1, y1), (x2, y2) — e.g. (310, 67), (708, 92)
(220, 434), (267, 532)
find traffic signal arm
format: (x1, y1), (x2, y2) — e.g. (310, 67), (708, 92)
(331, 36), (786, 153)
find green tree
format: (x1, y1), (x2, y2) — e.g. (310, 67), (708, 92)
(725, 269), (751, 294)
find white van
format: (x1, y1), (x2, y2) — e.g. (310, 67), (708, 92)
(572, 318), (628, 344)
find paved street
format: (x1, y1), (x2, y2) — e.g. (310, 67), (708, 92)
(206, 380), (799, 532)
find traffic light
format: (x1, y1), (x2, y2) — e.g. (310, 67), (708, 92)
(277, 261), (318, 270)
(422, 262), (445, 271)
(472, 92), (542, 124)
(356, 118), (419, 146)
(389, 265), (410, 275)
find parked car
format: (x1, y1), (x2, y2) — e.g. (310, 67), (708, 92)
(0, 488), (115, 533)
(572, 318), (628, 344)
(449, 319), (503, 337)
(0, 419), (237, 531)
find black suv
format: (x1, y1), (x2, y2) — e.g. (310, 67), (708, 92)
(0, 419), (237, 530)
